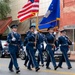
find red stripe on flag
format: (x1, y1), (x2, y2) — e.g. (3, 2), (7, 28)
(18, 10), (32, 18)
(17, 0), (39, 22)
(18, 6), (32, 14)
(18, 3), (39, 13)
(23, 1), (32, 8)
(34, 0), (39, 2)
(19, 14), (35, 22)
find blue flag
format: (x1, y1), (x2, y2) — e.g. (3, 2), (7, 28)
(38, 0), (60, 30)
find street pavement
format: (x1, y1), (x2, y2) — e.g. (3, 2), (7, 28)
(0, 58), (75, 75)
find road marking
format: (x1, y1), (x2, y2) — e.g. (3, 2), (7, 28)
(0, 64), (75, 75)
(40, 69), (75, 75)
(0, 64), (8, 67)
(23, 67), (75, 75)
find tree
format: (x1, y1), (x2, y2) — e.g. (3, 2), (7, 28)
(0, 0), (11, 20)
(3, 0), (10, 3)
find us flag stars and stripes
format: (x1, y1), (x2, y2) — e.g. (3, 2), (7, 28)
(17, 0), (39, 22)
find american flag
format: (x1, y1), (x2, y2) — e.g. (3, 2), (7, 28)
(17, 0), (39, 22)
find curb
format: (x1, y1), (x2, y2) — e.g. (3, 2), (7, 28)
(70, 59), (75, 62)
(70, 60), (75, 62)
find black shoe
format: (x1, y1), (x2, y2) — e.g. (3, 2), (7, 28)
(68, 67), (72, 69)
(59, 66), (62, 68)
(32, 65), (34, 68)
(27, 67), (32, 70)
(24, 64), (27, 67)
(39, 64), (41, 66)
(16, 69), (20, 74)
(58, 66), (62, 68)
(46, 66), (51, 69)
(35, 67), (40, 72)
(9, 68), (14, 72)
(41, 64), (44, 67)
(54, 66), (58, 70)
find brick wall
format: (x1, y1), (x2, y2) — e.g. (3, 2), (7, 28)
(60, 0), (75, 28)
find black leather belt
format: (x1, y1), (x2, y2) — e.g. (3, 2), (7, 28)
(29, 41), (35, 43)
(59, 44), (68, 46)
(47, 43), (54, 45)
(10, 44), (18, 46)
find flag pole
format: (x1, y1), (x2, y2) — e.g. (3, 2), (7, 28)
(36, 13), (39, 31)
(30, 19), (32, 27)
(34, 13), (39, 49)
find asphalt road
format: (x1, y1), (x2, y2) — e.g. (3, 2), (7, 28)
(0, 58), (75, 75)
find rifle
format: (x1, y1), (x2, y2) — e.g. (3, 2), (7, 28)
(65, 36), (72, 45)
(34, 31), (38, 49)
(7, 25), (12, 33)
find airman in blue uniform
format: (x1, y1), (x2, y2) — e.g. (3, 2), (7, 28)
(24, 30), (30, 67)
(26, 26), (40, 72)
(57, 29), (72, 69)
(36, 32), (44, 66)
(7, 24), (23, 73)
(24, 30), (34, 68)
(45, 27), (58, 70)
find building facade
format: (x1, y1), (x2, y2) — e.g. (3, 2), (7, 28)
(60, 0), (75, 51)
(2, 0), (75, 50)
(60, 0), (75, 28)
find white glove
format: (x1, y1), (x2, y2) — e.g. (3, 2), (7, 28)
(54, 32), (56, 35)
(72, 42), (74, 45)
(34, 30), (38, 34)
(20, 49), (23, 51)
(12, 37), (16, 41)
(40, 44), (43, 48)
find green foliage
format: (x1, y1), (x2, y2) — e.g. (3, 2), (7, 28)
(0, 0), (11, 20)
(3, 0), (10, 3)
(0, 0), (10, 3)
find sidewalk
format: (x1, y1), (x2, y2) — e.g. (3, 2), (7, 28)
(69, 51), (75, 61)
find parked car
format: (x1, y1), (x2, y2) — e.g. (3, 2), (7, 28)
(0, 40), (28, 58)
(54, 48), (70, 61)
(19, 46), (27, 60)
(0, 40), (10, 58)
(20, 42), (71, 62)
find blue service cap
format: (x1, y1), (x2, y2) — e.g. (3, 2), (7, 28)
(10, 24), (18, 29)
(47, 27), (54, 31)
(29, 26), (35, 29)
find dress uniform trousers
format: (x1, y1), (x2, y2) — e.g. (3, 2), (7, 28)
(58, 54), (65, 67)
(26, 46), (32, 69)
(46, 44), (57, 68)
(46, 53), (51, 67)
(9, 45), (19, 70)
(26, 43), (39, 69)
(60, 46), (72, 68)
(24, 56), (29, 66)
(37, 43), (44, 65)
